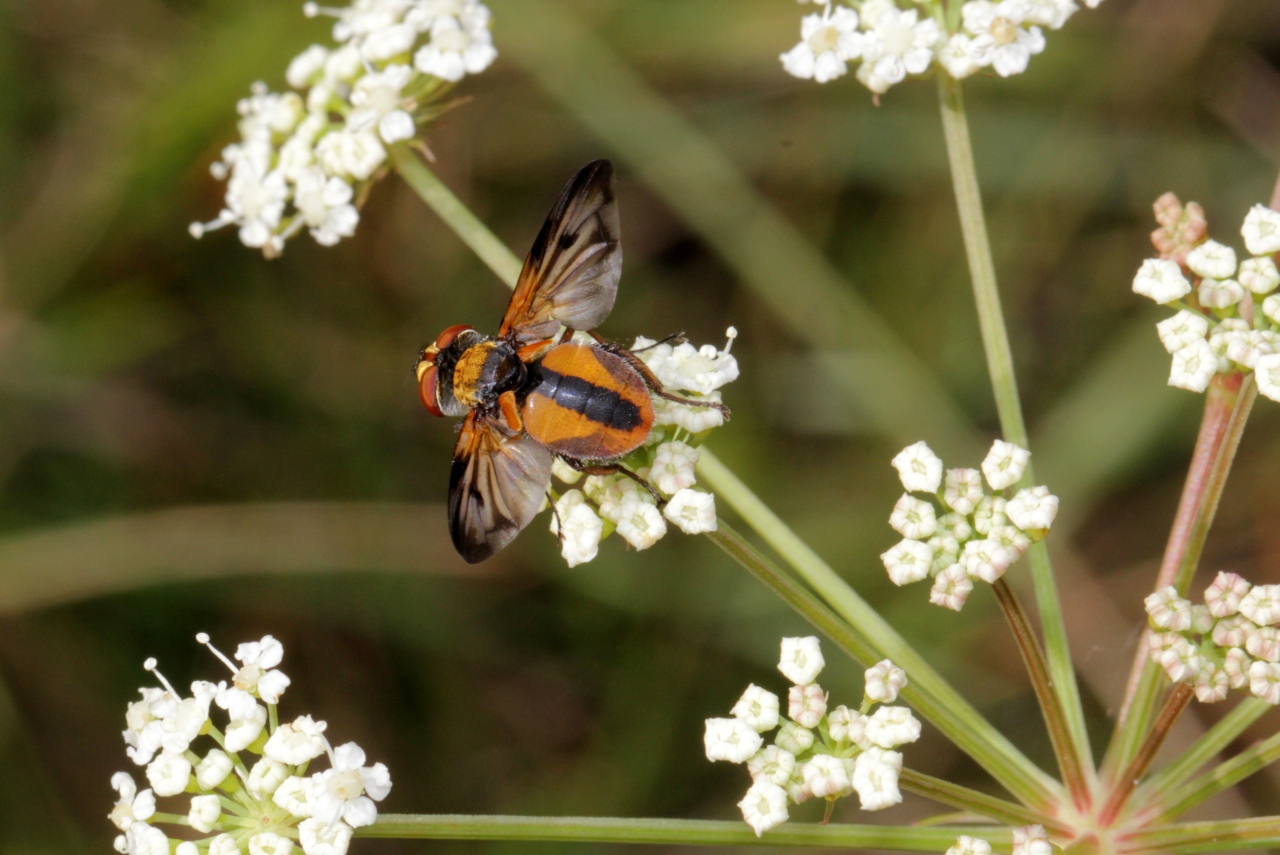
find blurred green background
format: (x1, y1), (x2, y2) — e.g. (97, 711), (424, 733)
(2, 0), (1280, 851)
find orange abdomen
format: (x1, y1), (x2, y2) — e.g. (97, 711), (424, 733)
(521, 343), (654, 461)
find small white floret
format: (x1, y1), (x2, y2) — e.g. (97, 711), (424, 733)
(981, 440), (1030, 491)
(298, 818), (353, 855)
(1198, 278), (1245, 310)
(1156, 310), (1210, 354)
(650, 441), (699, 496)
(747, 745), (797, 786)
(851, 747), (902, 810)
(703, 717), (763, 763)
(891, 442), (944, 493)
(778, 636), (825, 685)
(780, 7), (864, 84)
(662, 488), (717, 534)
(881, 539), (934, 586)
(787, 683), (828, 728)
(930, 564), (973, 611)
(1242, 204), (1280, 256)
(864, 659), (908, 704)
(1224, 647), (1252, 688)
(614, 495), (667, 550)
(731, 684), (780, 732)
(737, 780), (789, 837)
(889, 494), (937, 540)
(188, 794), (221, 834)
(1239, 257), (1280, 294)
(1256, 354), (1280, 403)
(1012, 825), (1051, 855)
(1186, 240), (1238, 280)
(1145, 586), (1193, 631)
(1005, 485), (1059, 532)
(264, 715), (329, 765)
(774, 720), (815, 755)
(248, 831), (295, 855)
(947, 836), (994, 855)
(1133, 258), (1192, 304)
(146, 753), (192, 798)
(963, 538), (1014, 584)
(1194, 667), (1229, 703)
(865, 705), (921, 748)
(943, 468), (984, 515)
(1249, 660), (1280, 705)
(1206, 571), (1251, 617)
(1240, 584), (1280, 626)
(1168, 339), (1219, 393)
(801, 753), (851, 798)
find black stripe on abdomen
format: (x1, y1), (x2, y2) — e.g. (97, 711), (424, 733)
(536, 368), (643, 431)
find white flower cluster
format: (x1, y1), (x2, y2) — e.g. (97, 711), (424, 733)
(945, 826), (1051, 855)
(110, 634), (391, 855)
(548, 329), (739, 567)
(1132, 198), (1280, 402)
(1145, 573), (1280, 705)
(191, 0), (497, 257)
(881, 440), (1058, 611)
(704, 637), (919, 837)
(780, 0), (1102, 94)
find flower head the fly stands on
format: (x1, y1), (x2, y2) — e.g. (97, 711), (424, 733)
(190, 0), (497, 257)
(1133, 195), (1280, 402)
(110, 634), (391, 855)
(547, 329), (739, 567)
(704, 636), (920, 836)
(880, 439), (1058, 610)
(779, 0), (1104, 95)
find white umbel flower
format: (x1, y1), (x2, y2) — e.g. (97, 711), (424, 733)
(1168, 340), (1219, 393)
(299, 818), (354, 855)
(614, 495), (667, 550)
(947, 836), (995, 855)
(801, 753), (852, 798)
(732, 684), (781, 732)
(930, 564), (973, 611)
(891, 442), (944, 493)
(981, 440), (1030, 490)
(778, 636), (825, 685)
(865, 705), (921, 748)
(413, 11), (497, 82)
(293, 168), (360, 247)
(551, 491), (604, 567)
(1256, 353), (1280, 403)
(1239, 257), (1280, 294)
(943, 468), (984, 515)
(881, 539), (934, 586)
(747, 745), (797, 786)
(109, 773), (156, 831)
(1156, 310), (1210, 354)
(1242, 204), (1280, 255)
(936, 33), (985, 79)
(787, 683), (828, 728)
(889, 494), (938, 540)
(306, 742), (392, 829)
(347, 65), (416, 144)
(1186, 240), (1238, 280)
(1205, 572), (1251, 618)
(146, 753), (192, 798)
(265, 715), (329, 765)
(1133, 258), (1192, 304)
(737, 781), (789, 837)
(195, 750), (234, 790)
(863, 660), (907, 704)
(1145, 586), (1193, 631)
(704, 717), (764, 763)
(1012, 825), (1052, 855)
(1005, 486), (1059, 532)
(856, 0), (940, 94)
(1240, 585), (1280, 627)
(780, 6), (864, 84)
(851, 747), (903, 810)
(662, 488), (717, 534)
(1249, 660), (1280, 705)
(188, 794), (222, 834)
(650, 441), (699, 496)
(960, 1), (1045, 78)
(1198, 278), (1245, 310)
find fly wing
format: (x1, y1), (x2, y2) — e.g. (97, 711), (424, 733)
(448, 412), (553, 563)
(498, 160), (621, 343)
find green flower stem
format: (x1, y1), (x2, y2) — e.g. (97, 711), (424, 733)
(937, 73), (1091, 786)
(991, 579), (1089, 808)
(365, 814), (1011, 851)
(1098, 683), (1194, 826)
(1131, 697), (1271, 810)
(391, 147), (1062, 812)
(1124, 817), (1280, 854)
(709, 524), (1059, 827)
(1156, 729), (1280, 822)
(1104, 373), (1258, 784)
(698, 451), (1062, 812)
(899, 768), (1069, 834)
(389, 145), (524, 287)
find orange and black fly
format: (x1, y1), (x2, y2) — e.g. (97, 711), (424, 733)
(416, 160), (726, 563)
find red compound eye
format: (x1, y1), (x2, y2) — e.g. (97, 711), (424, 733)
(418, 363), (443, 417)
(433, 324), (473, 351)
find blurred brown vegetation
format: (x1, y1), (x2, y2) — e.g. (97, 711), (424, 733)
(1, 0), (1279, 852)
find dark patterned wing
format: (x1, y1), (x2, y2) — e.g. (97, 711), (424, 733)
(498, 160), (621, 343)
(448, 412), (553, 563)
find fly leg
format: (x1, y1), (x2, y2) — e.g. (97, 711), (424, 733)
(547, 490), (565, 546)
(587, 331), (730, 417)
(558, 456), (662, 504)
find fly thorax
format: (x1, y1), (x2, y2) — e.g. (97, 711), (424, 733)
(450, 339), (524, 410)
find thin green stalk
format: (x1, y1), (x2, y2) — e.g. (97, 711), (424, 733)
(1098, 683), (1193, 826)
(1124, 817), (1280, 854)
(937, 73), (1091, 784)
(391, 147), (1063, 811)
(708, 524), (1058, 828)
(365, 814), (1011, 851)
(1157, 729), (1280, 822)
(1132, 697), (1271, 808)
(698, 451), (1063, 812)
(899, 769), (1069, 834)
(992, 580), (1089, 807)
(389, 145), (524, 286)
(1104, 373), (1258, 783)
